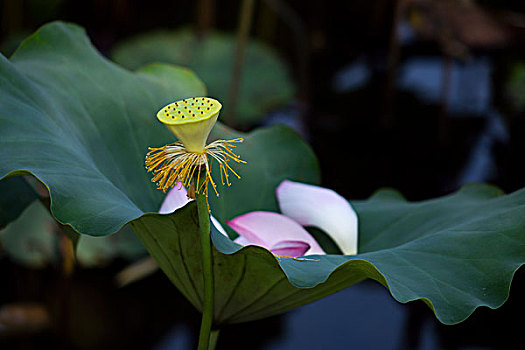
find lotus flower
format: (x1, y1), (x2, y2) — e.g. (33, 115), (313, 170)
(160, 180), (358, 257)
(145, 97), (245, 199)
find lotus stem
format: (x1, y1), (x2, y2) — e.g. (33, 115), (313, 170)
(196, 172), (215, 350)
(209, 329), (220, 349)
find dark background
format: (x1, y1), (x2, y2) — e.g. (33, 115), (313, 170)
(1, 0), (525, 349)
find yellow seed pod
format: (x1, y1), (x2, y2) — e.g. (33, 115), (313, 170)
(157, 97), (222, 152)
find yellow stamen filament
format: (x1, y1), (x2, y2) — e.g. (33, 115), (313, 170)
(145, 138), (246, 202)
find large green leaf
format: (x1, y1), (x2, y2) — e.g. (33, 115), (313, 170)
(0, 22), (316, 237)
(111, 29), (295, 125)
(1, 22), (523, 328)
(0, 22), (202, 235)
(133, 184), (525, 325)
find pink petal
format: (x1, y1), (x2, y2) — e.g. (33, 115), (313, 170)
(226, 211), (324, 255)
(277, 180), (358, 255)
(270, 240), (310, 257)
(158, 183), (192, 214)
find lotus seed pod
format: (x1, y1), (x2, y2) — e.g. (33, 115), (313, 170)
(157, 97), (222, 152)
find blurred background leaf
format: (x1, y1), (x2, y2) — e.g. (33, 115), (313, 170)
(0, 176), (38, 230)
(0, 201), (57, 268)
(0, 197), (147, 269)
(111, 29), (295, 127)
(76, 226), (147, 268)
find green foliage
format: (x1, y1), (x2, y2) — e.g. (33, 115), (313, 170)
(0, 201), (58, 267)
(133, 185), (525, 325)
(111, 29), (295, 126)
(75, 226), (147, 267)
(0, 197), (147, 268)
(0, 22), (206, 235)
(0, 22), (317, 259)
(0, 22), (523, 327)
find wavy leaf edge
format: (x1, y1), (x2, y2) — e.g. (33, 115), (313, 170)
(153, 182), (524, 325)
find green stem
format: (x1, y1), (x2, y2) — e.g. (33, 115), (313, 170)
(209, 329), (220, 349)
(196, 182), (215, 350)
(225, 0), (256, 125)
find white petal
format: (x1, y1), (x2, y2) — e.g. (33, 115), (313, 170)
(211, 215), (229, 238)
(158, 184), (229, 240)
(158, 183), (192, 214)
(234, 236), (252, 246)
(276, 180), (358, 255)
